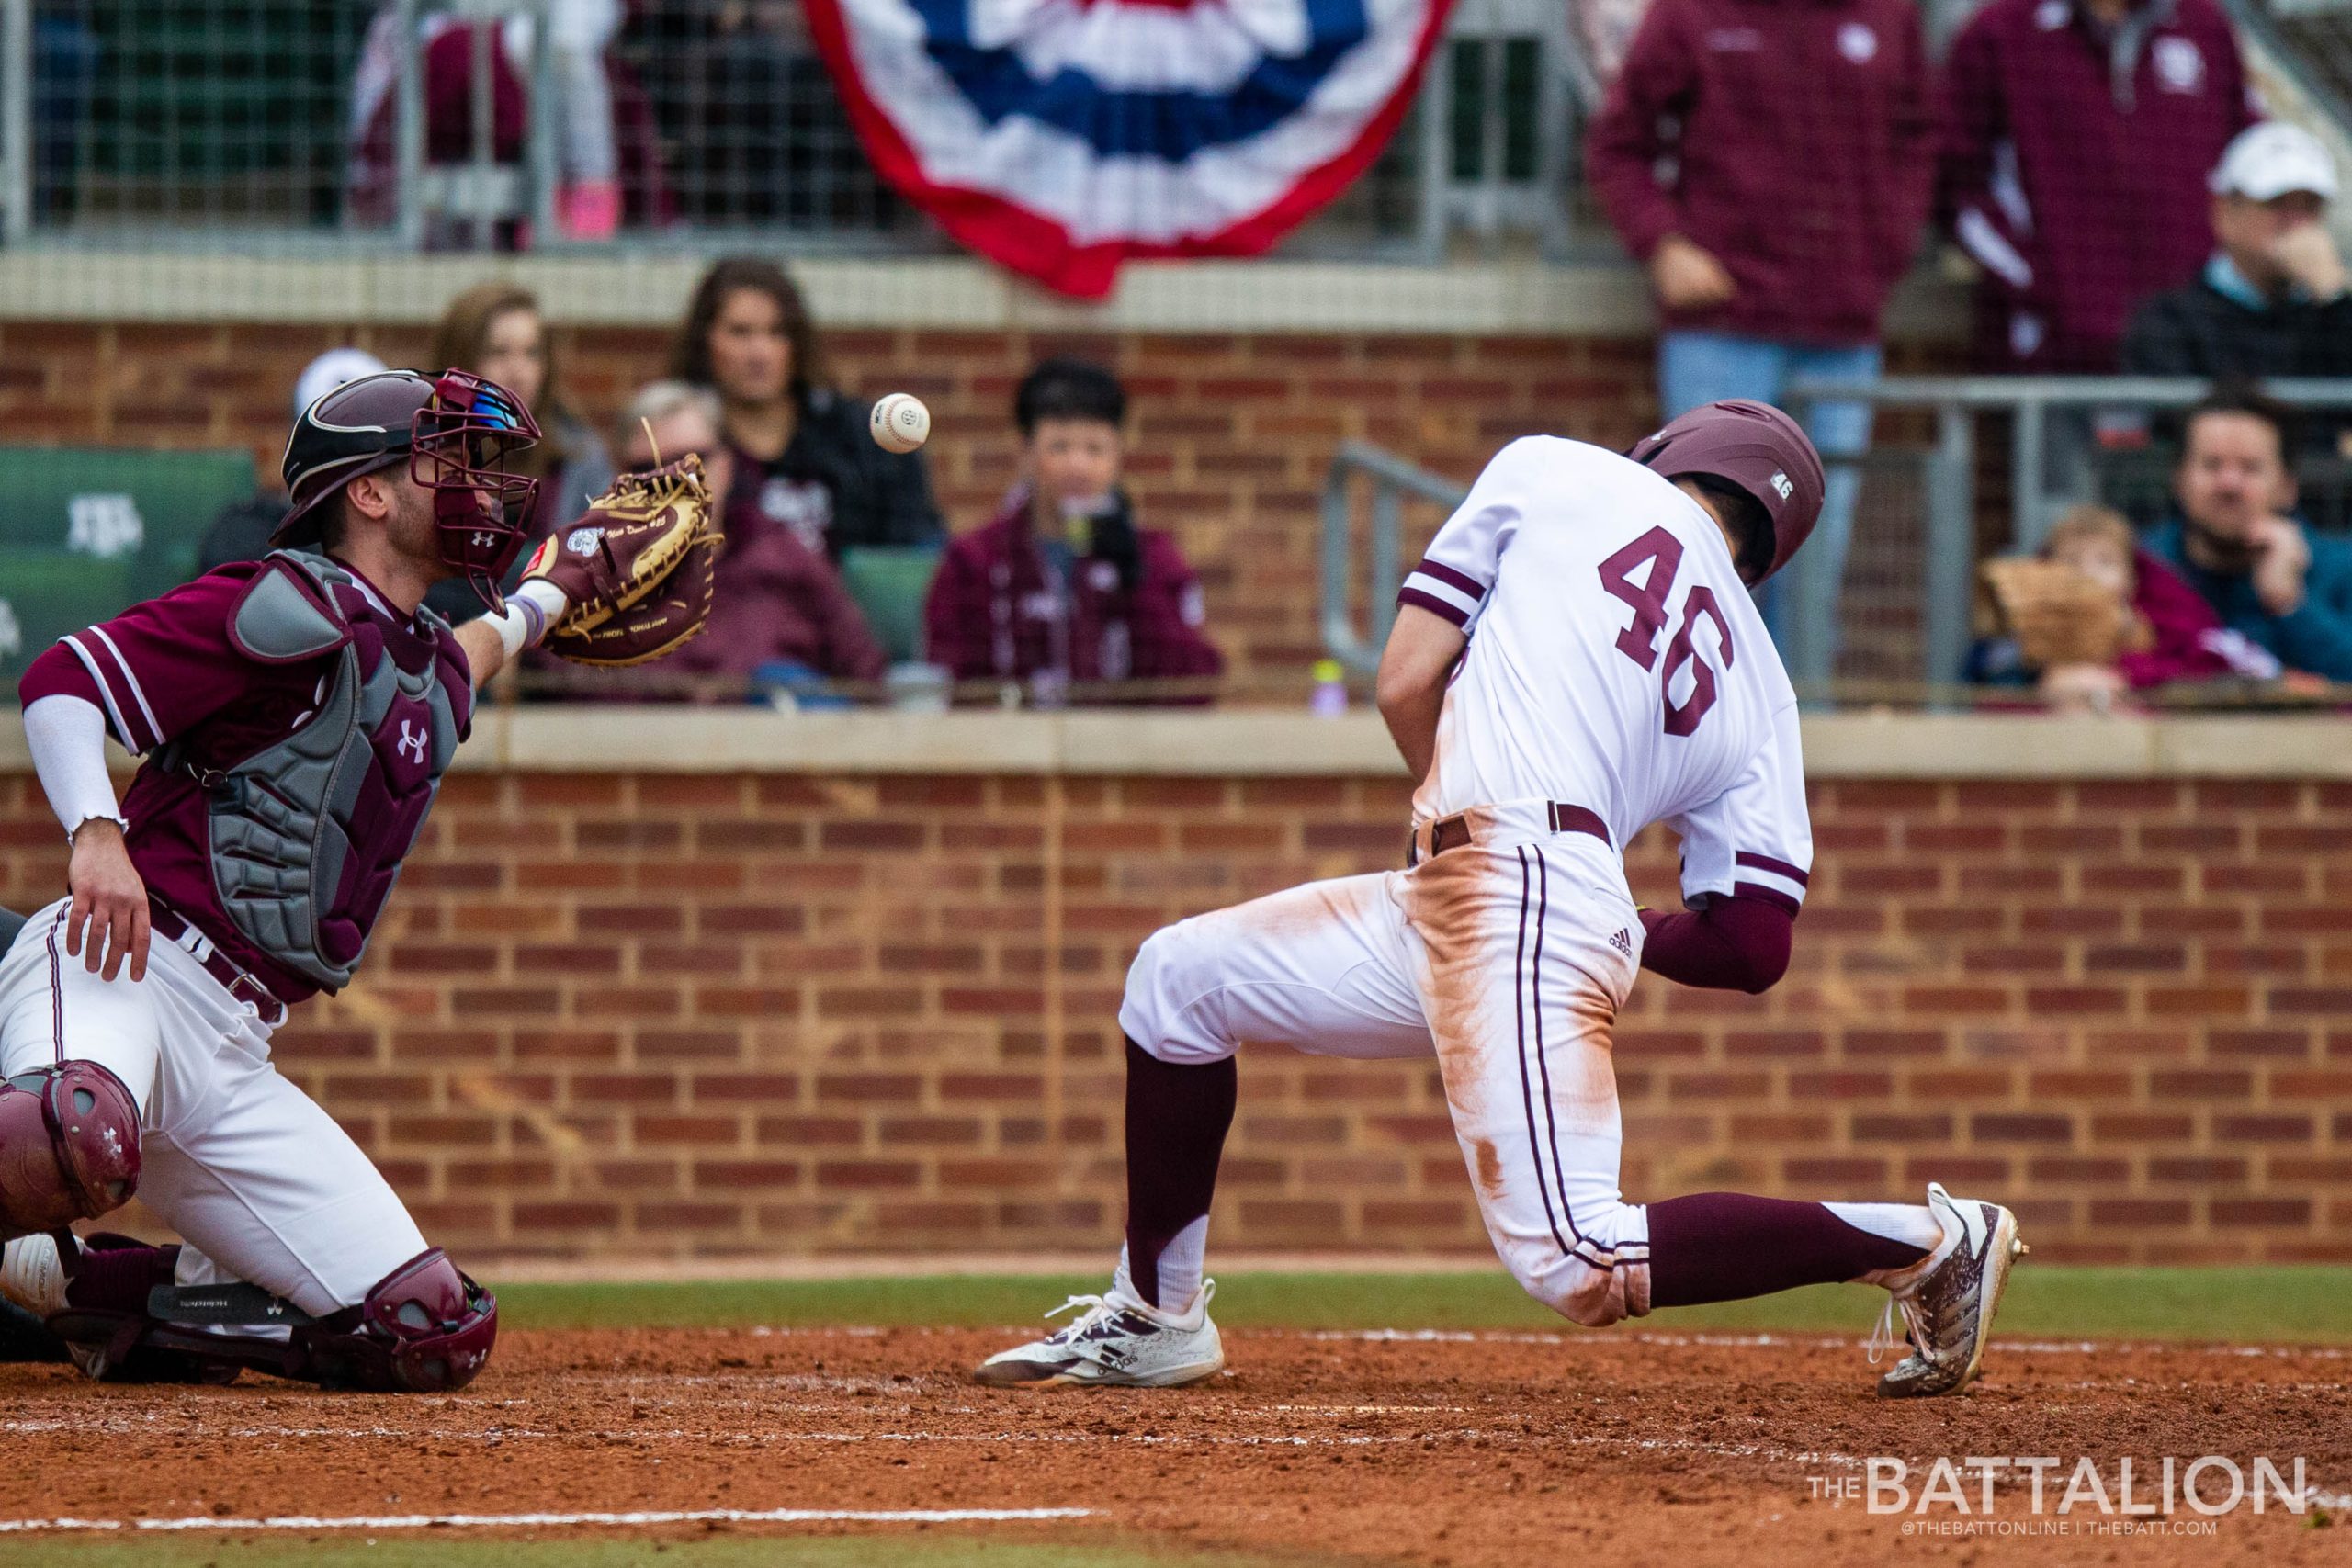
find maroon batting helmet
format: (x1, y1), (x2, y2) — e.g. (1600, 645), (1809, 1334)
(1627, 400), (1825, 583)
(277, 368), (541, 607)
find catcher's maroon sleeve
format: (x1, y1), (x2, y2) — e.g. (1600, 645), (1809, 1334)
(1637, 894), (1793, 995)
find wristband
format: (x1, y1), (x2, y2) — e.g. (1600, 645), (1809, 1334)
(486, 581), (568, 660)
(485, 598), (538, 661)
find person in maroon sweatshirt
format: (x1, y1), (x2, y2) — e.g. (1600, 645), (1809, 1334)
(922, 360), (1223, 705)
(1586, 0), (1935, 661)
(1940, 0), (2255, 372)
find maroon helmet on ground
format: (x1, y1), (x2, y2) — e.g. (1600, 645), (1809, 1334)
(1627, 399), (1825, 583)
(277, 368), (541, 607)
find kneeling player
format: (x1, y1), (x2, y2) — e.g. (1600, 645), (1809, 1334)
(0, 369), (710, 1388)
(977, 403), (2025, 1397)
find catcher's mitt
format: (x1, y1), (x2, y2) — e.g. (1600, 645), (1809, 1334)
(542, 531), (721, 667)
(523, 455), (716, 642)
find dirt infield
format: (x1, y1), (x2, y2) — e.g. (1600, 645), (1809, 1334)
(3, 1327), (2346, 1564)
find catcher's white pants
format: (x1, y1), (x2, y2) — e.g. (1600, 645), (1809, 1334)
(0, 899), (427, 1315)
(1121, 803), (1654, 1325)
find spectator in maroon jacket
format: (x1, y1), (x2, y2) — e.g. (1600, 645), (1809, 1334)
(922, 360), (1223, 706)
(1940, 0), (2255, 372)
(345, 3), (673, 243)
(1586, 0), (1935, 662)
(598, 380), (887, 696)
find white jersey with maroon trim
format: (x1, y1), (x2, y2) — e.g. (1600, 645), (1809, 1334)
(1396, 435), (1812, 915)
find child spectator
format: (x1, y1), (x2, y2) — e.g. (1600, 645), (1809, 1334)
(1975, 504), (2281, 708)
(605, 380), (886, 694)
(2143, 388), (2352, 681)
(431, 282), (614, 527)
(922, 359), (1222, 705)
(670, 256), (941, 560)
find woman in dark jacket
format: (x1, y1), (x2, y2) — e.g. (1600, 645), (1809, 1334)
(670, 256), (942, 560)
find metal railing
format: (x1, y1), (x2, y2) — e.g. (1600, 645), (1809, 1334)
(1784, 375), (2352, 693)
(1323, 378), (2352, 700)
(0, 0), (1592, 261)
(1321, 441), (1468, 678)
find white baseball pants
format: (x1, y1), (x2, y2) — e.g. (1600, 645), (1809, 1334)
(0, 899), (427, 1315)
(1119, 803), (1654, 1325)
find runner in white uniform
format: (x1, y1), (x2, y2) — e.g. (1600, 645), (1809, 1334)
(976, 401), (2025, 1399)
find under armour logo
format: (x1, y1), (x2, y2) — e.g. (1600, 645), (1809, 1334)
(470, 532), (496, 549)
(396, 720), (427, 764)
(1610, 928), (1634, 957)
(266, 1302), (286, 1317)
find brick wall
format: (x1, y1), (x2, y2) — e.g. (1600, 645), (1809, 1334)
(0, 318), (1958, 689)
(5, 764), (2344, 1267)
(0, 319), (1659, 690)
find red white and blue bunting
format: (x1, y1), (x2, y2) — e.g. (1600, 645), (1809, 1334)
(806, 0), (1456, 299)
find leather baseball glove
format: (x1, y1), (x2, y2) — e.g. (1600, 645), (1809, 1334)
(522, 455), (720, 667)
(1975, 558), (2148, 670)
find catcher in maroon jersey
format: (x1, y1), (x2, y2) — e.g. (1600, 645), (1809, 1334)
(0, 369), (712, 1389)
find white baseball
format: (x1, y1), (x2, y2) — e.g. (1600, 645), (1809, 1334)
(870, 392), (931, 455)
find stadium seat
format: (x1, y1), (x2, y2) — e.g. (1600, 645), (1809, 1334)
(0, 547), (139, 684)
(0, 446), (257, 607)
(838, 545), (943, 664)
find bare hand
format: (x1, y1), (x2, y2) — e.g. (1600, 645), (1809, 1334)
(2037, 662), (2128, 714)
(2248, 515), (2312, 617)
(64, 820), (149, 983)
(1648, 234), (1737, 313)
(2270, 223), (2349, 300)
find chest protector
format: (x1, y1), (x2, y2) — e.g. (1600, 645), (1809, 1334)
(186, 550), (460, 991)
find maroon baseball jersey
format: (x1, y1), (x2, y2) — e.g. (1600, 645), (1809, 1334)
(18, 560), (473, 1003)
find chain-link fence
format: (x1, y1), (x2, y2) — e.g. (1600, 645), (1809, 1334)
(0, 0), (1594, 261)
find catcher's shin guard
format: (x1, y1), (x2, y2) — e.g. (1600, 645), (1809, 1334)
(0, 1062), (141, 1242)
(46, 1243), (497, 1391)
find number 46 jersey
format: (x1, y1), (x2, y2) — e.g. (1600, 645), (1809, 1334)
(1397, 435), (1812, 917)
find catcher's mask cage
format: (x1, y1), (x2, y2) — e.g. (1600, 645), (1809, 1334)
(276, 368), (542, 609)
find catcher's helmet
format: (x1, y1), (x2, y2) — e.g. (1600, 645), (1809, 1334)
(277, 368), (541, 606)
(1627, 400), (1825, 584)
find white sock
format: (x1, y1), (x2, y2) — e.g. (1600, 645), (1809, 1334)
(1112, 1214), (1209, 1314)
(1826, 1201), (1947, 1256)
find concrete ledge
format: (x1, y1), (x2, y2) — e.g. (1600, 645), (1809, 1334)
(0, 249), (1967, 341)
(4, 709), (2344, 780)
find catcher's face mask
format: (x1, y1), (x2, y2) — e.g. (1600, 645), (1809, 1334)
(411, 370), (542, 610)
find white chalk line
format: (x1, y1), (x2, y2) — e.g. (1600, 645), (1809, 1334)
(727, 1324), (2351, 1358)
(0, 1507), (1091, 1536)
(1297, 1328), (2352, 1358)
(6, 1413), (2338, 1506)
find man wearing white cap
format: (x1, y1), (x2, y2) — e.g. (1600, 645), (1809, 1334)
(2121, 122), (2352, 383)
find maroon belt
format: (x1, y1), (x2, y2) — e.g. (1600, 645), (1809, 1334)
(1414, 802), (1611, 864)
(149, 901), (288, 1025)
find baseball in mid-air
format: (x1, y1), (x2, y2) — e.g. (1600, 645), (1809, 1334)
(870, 392), (931, 454)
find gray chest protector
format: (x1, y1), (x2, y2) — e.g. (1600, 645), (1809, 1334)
(191, 550), (461, 991)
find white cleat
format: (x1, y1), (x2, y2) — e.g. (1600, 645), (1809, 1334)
(973, 1280), (1225, 1389)
(1870, 1182), (2027, 1398)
